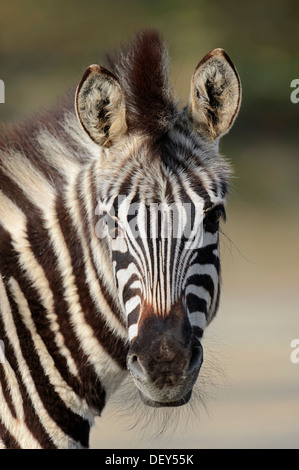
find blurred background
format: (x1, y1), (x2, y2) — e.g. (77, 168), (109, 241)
(0, 0), (298, 449)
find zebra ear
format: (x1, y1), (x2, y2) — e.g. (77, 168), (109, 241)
(188, 49), (241, 140)
(75, 65), (127, 147)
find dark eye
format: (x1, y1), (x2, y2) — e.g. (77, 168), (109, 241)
(103, 213), (122, 239)
(109, 221), (125, 239)
(203, 204), (226, 232)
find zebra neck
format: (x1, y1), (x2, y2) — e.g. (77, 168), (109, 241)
(0, 156), (128, 448)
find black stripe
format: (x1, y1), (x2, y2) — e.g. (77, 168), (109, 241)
(193, 244), (220, 273)
(125, 233), (151, 287)
(193, 326), (204, 338)
(188, 274), (215, 300)
(122, 274), (140, 306)
(186, 294), (207, 315)
(127, 306), (140, 328)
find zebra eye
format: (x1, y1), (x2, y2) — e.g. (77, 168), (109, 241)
(108, 222), (125, 239)
(104, 213), (123, 239)
(203, 204), (226, 231)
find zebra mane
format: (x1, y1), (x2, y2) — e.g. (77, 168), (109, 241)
(0, 30), (177, 157)
(105, 29), (178, 138)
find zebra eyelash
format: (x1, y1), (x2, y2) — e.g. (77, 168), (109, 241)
(203, 204), (226, 226)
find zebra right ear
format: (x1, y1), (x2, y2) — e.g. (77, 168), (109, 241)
(188, 49), (241, 141)
(75, 65), (127, 147)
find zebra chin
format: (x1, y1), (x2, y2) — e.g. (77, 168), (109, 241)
(127, 364), (201, 409)
(138, 389), (193, 408)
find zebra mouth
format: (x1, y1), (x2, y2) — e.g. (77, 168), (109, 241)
(138, 389), (192, 408)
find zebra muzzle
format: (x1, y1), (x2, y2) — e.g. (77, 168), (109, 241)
(126, 315), (203, 407)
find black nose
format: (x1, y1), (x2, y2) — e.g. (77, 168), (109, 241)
(126, 307), (204, 406)
(127, 340), (202, 384)
(127, 332), (203, 388)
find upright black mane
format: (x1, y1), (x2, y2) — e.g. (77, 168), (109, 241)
(106, 30), (178, 138)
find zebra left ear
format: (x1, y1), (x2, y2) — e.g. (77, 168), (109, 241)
(188, 49), (241, 140)
(75, 65), (127, 147)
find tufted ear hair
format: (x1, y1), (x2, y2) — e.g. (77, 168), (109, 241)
(188, 49), (241, 140)
(75, 65), (127, 147)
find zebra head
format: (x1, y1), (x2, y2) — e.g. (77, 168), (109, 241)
(76, 31), (241, 408)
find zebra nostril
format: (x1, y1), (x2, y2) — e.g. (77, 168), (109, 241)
(127, 353), (147, 380)
(188, 345), (203, 374)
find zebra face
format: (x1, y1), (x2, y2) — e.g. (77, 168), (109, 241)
(76, 35), (241, 407)
(97, 192), (225, 407)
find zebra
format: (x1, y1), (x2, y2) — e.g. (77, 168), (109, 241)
(0, 30), (241, 449)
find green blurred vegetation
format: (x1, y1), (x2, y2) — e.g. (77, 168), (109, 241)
(0, 0), (298, 211)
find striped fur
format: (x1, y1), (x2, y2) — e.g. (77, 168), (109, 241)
(0, 30), (240, 448)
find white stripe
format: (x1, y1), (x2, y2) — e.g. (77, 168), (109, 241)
(125, 295), (141, 314)
(1, 149), (57, 209)
(36, 129), (81, 180)
(189, 311), (207, 332)
(130, 280), (142, 290)
(128, 323), (138, 341)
